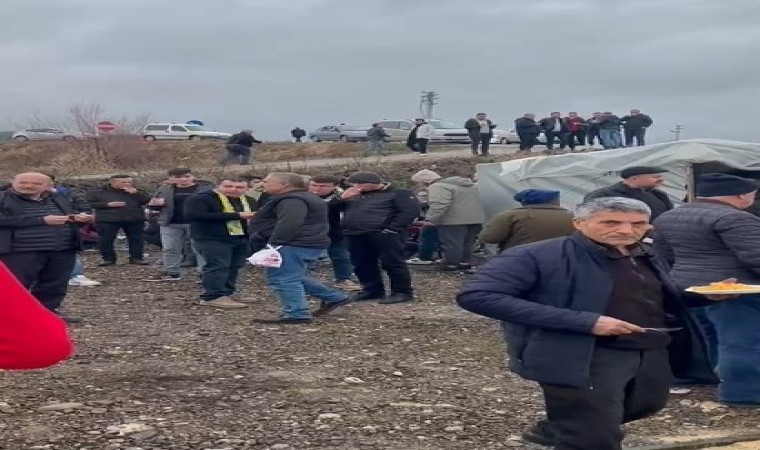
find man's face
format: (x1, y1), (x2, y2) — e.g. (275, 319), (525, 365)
(415, 120), (424, 125)
(629, 174), (665, 189)
(631, 110), (640, 115)
(110, 177), (133, 189)
(217, 180), (249, 197)
(249, 178), (263, 189)
(526, 114), (535, 120)
(574, 211), (652, 247)
(309, 181), (337, 196)
(551, 113), (561, 119)
(569, 113), (577, 118)
(12, 174), (52, 196)
(476, 114), (486, 120)
(261, 176), (288, 194)
(169, 173), (195, 187)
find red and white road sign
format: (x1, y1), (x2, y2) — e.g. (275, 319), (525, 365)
(96, 121), (117, 132)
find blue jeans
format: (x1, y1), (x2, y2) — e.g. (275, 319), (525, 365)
(194, 238), (249, 301)
(707, 295), (760, 404)
(599, 129), (622, 149)
(70, 257), (84, 279)
(417, 226), (439, 261)
(266, 246), (347, 319)
(327, 239), (354, 282)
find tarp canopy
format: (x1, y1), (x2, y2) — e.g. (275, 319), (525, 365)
(476, 139), (760, 218)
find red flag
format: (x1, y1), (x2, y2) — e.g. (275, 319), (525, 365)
(0, 261), (74, 370)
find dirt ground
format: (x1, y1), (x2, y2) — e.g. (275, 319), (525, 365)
(1, 254), (759, 450)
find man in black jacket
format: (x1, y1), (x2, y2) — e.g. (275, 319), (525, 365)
(308, 175), (361, 291)
(0, 173), (93, 322)
(250, 173), (350, 323)
(222, 129), (262, 165)
(584, 166), (674, 221)
(86, 175), (151, 266)
(464, 113), (495, 156)
(620, 109), (654, 147)
(538, 112), (569, 150)
(514, 113), (541, 152)
(331, 171), (420, 304)
(458, 197), (724, 450)
(290, 127), (306, 143)
(185, 177), (256, 309)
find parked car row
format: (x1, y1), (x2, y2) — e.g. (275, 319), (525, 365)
(12, 128), (82, 142)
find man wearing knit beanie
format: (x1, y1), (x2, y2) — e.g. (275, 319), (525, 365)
(654, 173), (760, 408)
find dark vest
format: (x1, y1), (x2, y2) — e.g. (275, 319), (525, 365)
(249, 190), (330, 249)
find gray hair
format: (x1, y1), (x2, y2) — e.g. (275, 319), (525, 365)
(268, 172), (306, 189)
(575, 197), (651, 220)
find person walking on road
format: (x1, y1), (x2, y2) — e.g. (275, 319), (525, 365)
(464, 113), (495, 156)
(514, 113), (541, 153)
(331, 171), (420, 304)
(621, 109), (654, 147)
(185, 177), (257, 309)
(412, 169), (485, 273)
(86, 175), (151, 266)
(290, 127), (307, 143)
(458, 197), (727, 450)
(365, 123), (390, 156)
(0, 173), (93, 323)
(250, 173), (351, 324)
(145, 168), (213, 282)
(221, 129), (262, 165)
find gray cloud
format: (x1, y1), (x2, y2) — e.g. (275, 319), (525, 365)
(1, 0), (759, 143)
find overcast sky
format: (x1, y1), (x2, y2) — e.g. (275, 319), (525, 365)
(2, 0), (759, 142)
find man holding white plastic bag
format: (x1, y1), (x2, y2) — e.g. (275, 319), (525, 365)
(249, 173), (350, 324)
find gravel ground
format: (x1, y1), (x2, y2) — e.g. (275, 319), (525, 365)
(1, 255), (759, 450)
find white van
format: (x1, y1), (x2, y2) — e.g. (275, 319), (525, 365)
(141, 123), (232, 141)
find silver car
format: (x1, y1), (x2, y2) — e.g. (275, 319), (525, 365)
(310, 125), (368, 142)
(12, 128), (78, 142)
(376, 119), (470, 143)
(490, 128), (547, 144)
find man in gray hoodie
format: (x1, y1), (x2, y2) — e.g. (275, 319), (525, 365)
(411, 169), (486, 272)
(365, 123), (390, 156)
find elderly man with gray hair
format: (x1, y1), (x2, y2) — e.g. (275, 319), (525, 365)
(457, 197), (729, 450)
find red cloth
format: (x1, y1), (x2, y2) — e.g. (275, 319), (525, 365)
(567, 117), (585, 132)
(0, 261), (73, 370)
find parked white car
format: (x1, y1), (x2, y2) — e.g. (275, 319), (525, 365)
(141, 123), (231, 141)
(491, 128), (547, 144)
(12, 128), (80, 142)
(375, 119), (470, 143)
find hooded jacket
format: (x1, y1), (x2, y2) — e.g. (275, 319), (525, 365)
(425, 177), (486, 225)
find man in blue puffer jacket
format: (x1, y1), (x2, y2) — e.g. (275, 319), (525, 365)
(458, 197), (724, 450)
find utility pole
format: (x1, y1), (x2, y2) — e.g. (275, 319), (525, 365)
(670, 124), (683, 141)
(419, 91), (439, 119)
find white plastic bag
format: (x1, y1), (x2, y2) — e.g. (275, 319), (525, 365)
(247, 245), (283, 268)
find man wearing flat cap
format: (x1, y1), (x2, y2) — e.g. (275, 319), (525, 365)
(584, 166), (674, 220)
(331, 171), (420, 304)
(654, 173), (760, 408)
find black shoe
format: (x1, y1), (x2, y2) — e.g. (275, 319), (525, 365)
(98, 260), (116, 267)
(129, 259), (149, 265)
(252, 317), (314, 325)
(378, 293), (414, 304)
(522, 423), (557, 447)
(54, 311), (83, 325)
(144, 273), (181, 282)
(351, 291), (385, 302)
(458, 264), (477, 274)
(313, 297), (352, 317)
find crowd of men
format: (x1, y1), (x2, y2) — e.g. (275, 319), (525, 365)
(2, 160), (759, 450)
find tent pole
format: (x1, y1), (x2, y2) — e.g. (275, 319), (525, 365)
(686, 164), (695, 202)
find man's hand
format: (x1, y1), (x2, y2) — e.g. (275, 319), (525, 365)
(148, 198), (165, 207)
(340, 187), (361, 200)
(107, 201), (126, 208)
(591, 316), (645, 336)
(43, 215), (71, 225)
(704, 278), (741, 301)
(417, 221), (434, 227)
(71, 213), (93, 223)
(123, 187), (138, 194)
(238, 212), (255, 220)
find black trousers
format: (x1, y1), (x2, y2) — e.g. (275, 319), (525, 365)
(517, 133), (539, 151)
(221, 144), (251, 165)
(470, 134), (491, 155)
(347, 232), (413, 295)
(193, 238), (248, 301)
(545, 131), (568, 149)
(0, 250), (77, 311)
(568, 131), (586, 149)
(624, 128), (647, 147)
(416, 138), (429, 154)
(539, 347), (671, 450)
(97, 221), (145, 262)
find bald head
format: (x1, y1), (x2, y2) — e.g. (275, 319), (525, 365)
(12, 173), (53, 198)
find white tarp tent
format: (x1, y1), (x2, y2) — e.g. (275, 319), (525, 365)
(476, 139), (760, 218)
